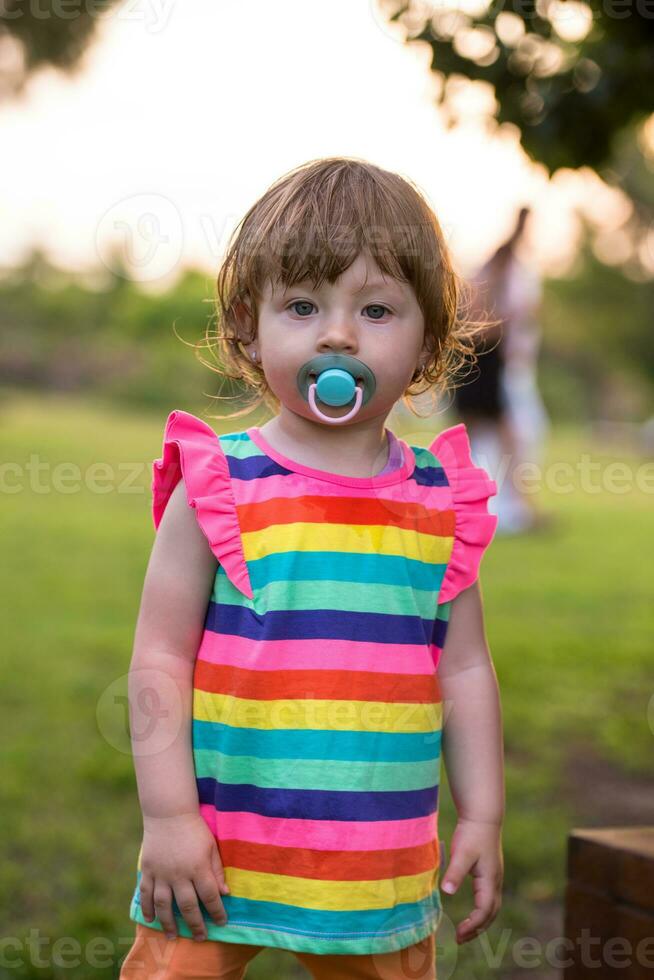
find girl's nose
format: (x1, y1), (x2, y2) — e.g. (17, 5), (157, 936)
(318, 326), (358, 353)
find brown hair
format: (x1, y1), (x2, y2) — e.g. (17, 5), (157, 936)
(193, 156), (497, 421)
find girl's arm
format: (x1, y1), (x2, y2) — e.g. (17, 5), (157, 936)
(130, 477), (214, 817)
(437, 578), (505, 945)
(128, 478), (230, 940)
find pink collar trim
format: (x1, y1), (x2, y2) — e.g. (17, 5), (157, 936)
(246, 426), (415, 488)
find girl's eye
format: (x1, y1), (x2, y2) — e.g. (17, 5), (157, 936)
(288, 301), (315, 317)
(365, 304), (390, 320)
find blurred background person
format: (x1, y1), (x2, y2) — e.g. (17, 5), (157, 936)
(498, 207), (552, 531)
(453, 206), (552, 534)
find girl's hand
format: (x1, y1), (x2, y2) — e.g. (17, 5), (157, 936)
(440, 817), (504, 945)
(138, 812), (231, 942)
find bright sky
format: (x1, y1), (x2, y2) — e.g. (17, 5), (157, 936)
(0, 0), (626, 289)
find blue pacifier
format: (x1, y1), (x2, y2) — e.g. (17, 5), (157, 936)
(296, 354), (377, 424)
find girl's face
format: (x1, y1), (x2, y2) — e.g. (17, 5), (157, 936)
(249, 251), (428, 425)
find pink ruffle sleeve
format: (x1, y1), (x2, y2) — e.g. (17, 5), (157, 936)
(151, 409), (254, 599)
(429, 423), (499, 603)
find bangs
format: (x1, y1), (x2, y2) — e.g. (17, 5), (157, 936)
(236, 159), (435, 302)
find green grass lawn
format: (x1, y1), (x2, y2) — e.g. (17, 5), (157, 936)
(1, 388), (652, 979)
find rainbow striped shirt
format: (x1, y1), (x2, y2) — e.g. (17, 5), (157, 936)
(129, 409), (498, 955)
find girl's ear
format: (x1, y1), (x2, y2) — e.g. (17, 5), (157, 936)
(233, 295), (253, 329)
(233, 293), (256, 348)
(416, 346), (431, 374)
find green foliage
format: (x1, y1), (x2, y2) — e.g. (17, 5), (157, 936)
(0, 249), (248, 417)
(384, 0), (654, 174)
(539, 240), (654, 419)
(0, 0), (123, 100)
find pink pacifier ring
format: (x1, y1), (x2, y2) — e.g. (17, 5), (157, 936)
(308, 383), (363, 424)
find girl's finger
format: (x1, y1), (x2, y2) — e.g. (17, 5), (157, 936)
(152, 882), (177, 939)
(441, 848), (476, 895)
(456, 877), (497, 942)
(210, 845), (231, 897)
(138, 872), (155, 923)
(457, 910), (491, 945)
(194, 872), (228, 927)
(457, 907), (487, 938)
(173, 882), (207, 942)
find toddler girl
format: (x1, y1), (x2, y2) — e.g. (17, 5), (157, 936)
(119, 157), (504, 980)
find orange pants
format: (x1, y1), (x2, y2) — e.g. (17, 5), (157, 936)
(120, 922), (437, 979)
